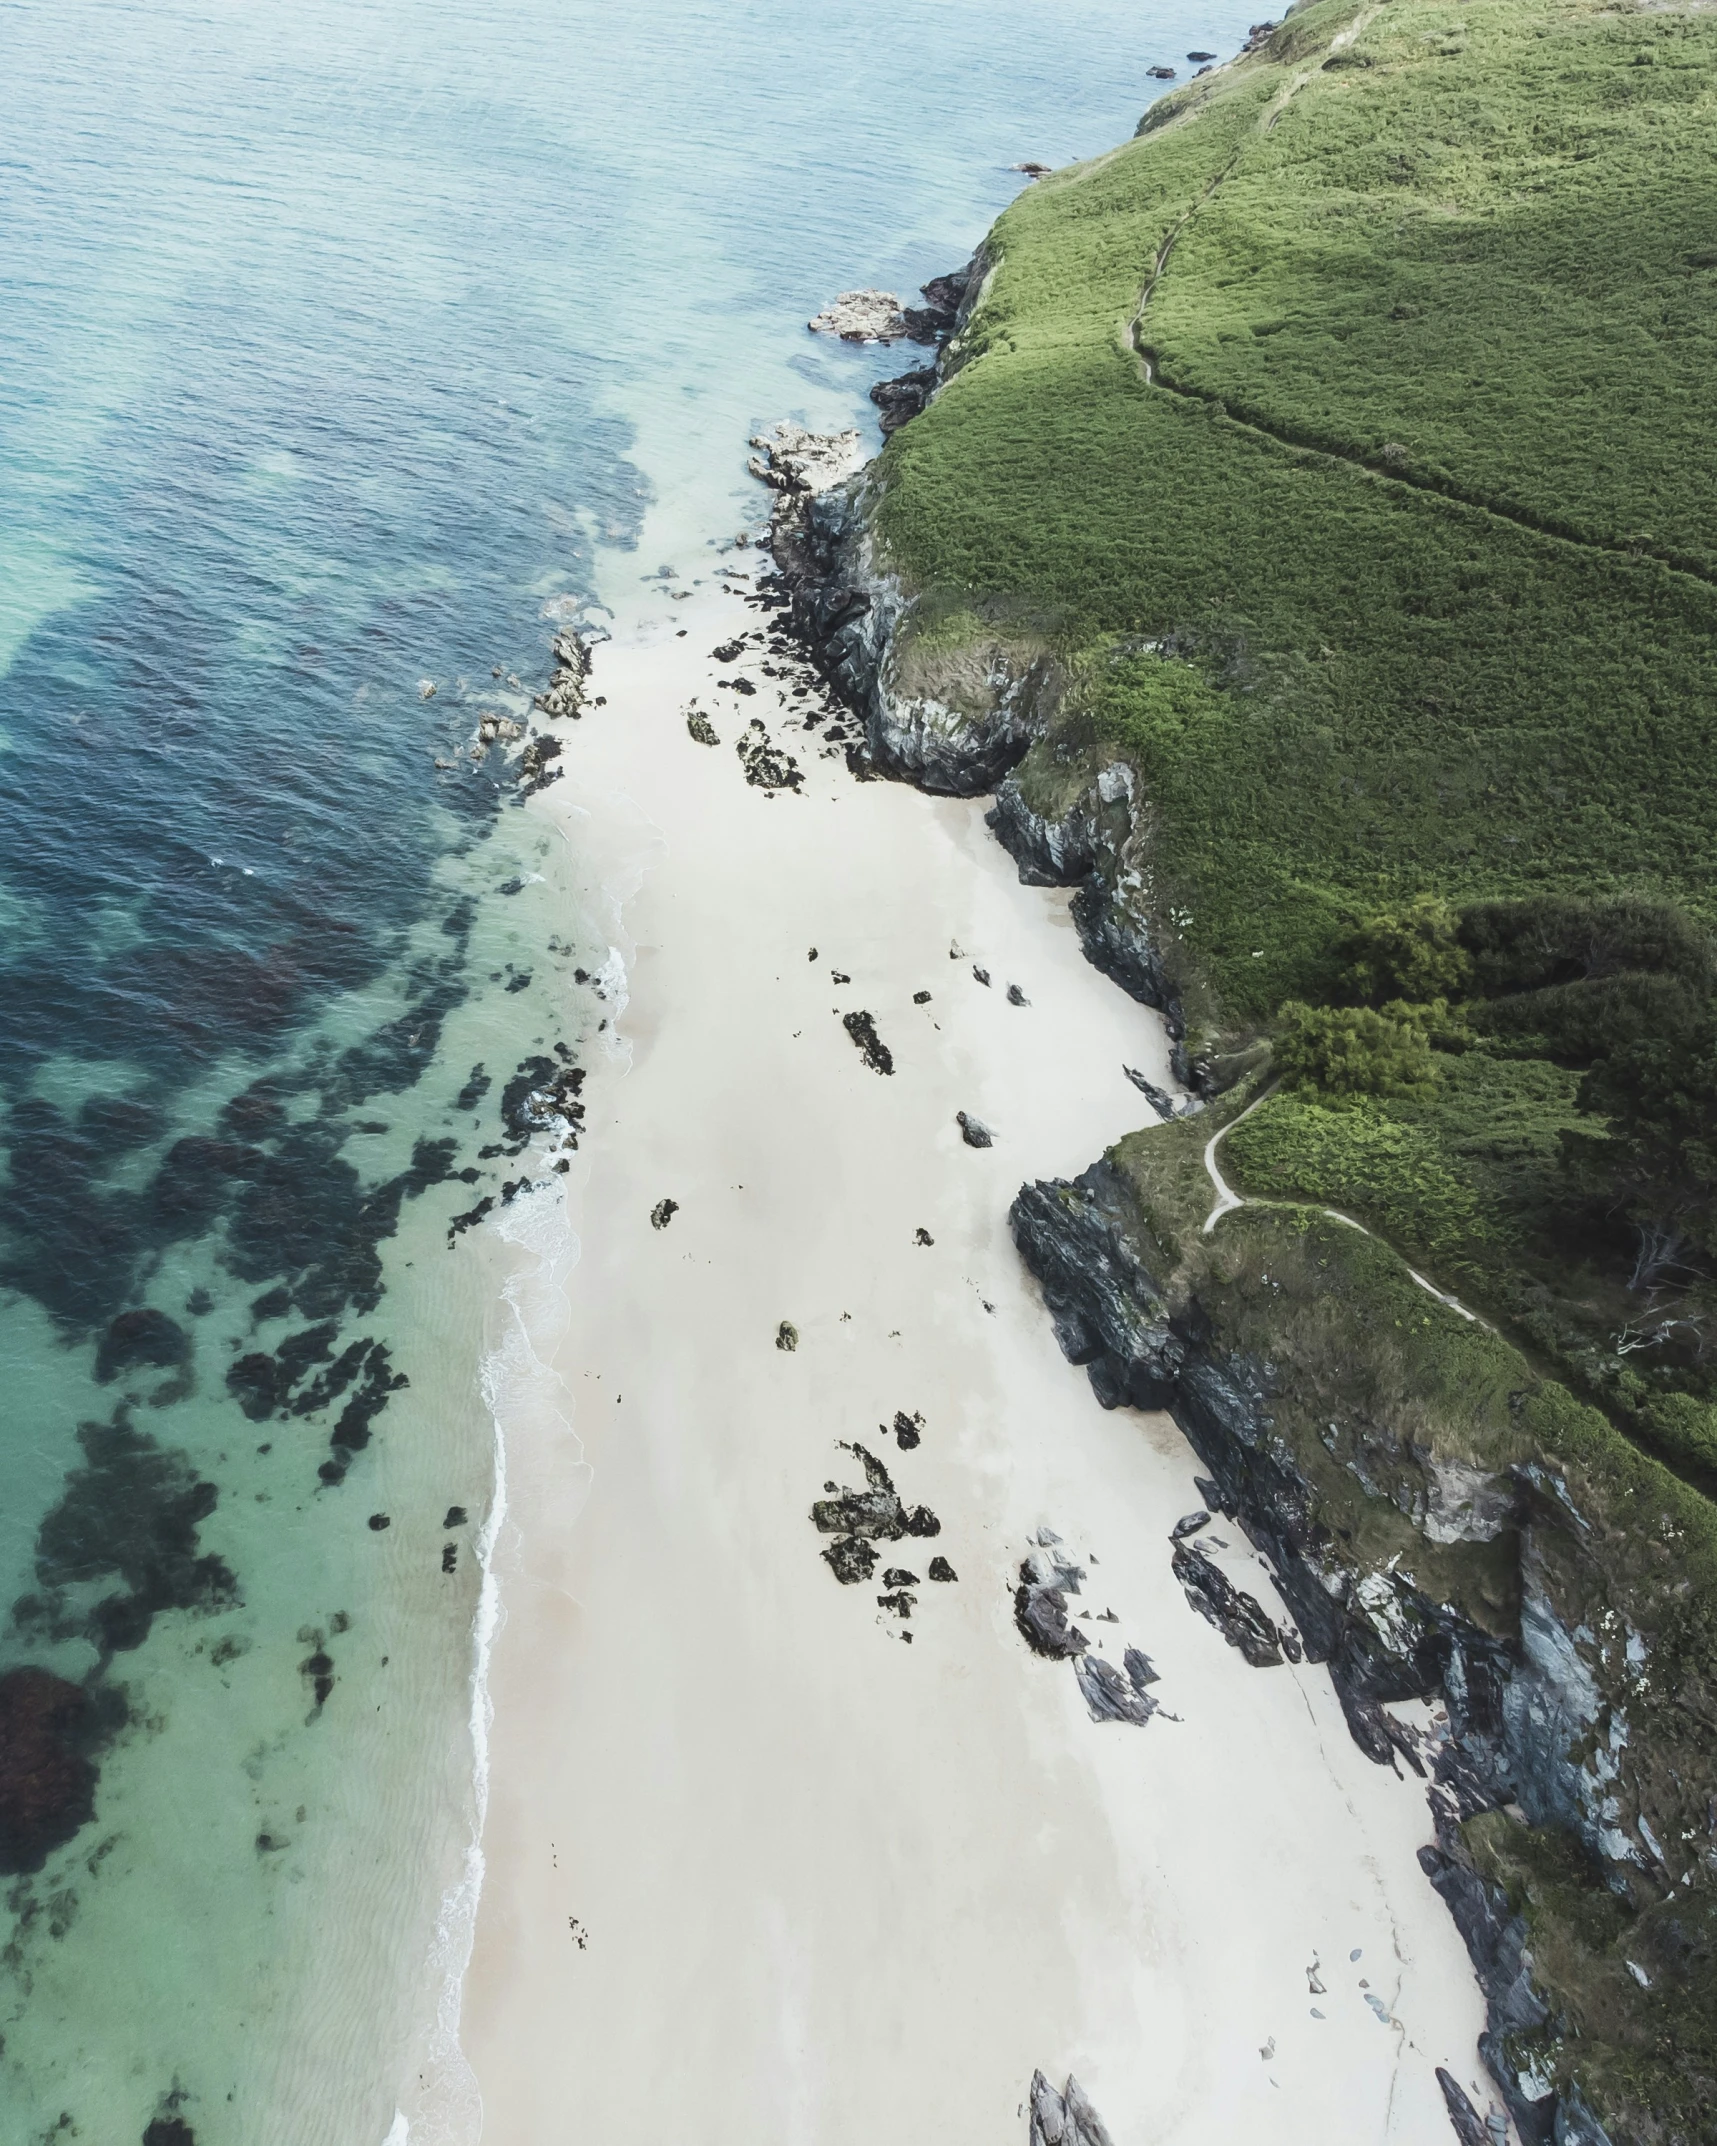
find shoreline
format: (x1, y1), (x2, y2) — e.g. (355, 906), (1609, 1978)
(451, 569), (1498, 2142)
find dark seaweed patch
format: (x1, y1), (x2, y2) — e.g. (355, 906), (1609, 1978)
(329, 1345), (407, 1454)
(455, 1063), (491, 1112)
(17, 1409), (237, 1661)
(0, 1669), (98, 1878)
(95, 1310), (190, 1386)
(78, 1096), (165, 1149)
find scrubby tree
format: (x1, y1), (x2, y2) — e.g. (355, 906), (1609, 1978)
(1273, 1002), (1437, 1101)
(1341, 895), (1471, 1006)
(1570, 1011), (1717, 1286)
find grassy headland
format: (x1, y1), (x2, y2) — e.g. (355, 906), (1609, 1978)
(855, 2), (1717, 2132)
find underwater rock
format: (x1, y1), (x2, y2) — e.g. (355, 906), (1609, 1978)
(143, 2116), (197, 2146)
(0, 1667), (99, 1876)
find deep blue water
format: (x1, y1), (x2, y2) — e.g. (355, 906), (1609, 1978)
(0, 1), (1264, 2136)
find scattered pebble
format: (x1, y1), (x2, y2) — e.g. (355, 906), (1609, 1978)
(776, 1320), (799, 1352)
(957, 1110), (994, 1148)
(1006, 983), (1029, 1006)
(650, 1198), (679, 1230)
(913, 989), (931, 1004)
(914, 1227), (934, 1246)
(972, 965), (991, 986)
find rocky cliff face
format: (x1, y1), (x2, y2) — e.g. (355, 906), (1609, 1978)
(1007, 1158), (1717, 2145)
(767, 453), (1198, 1073)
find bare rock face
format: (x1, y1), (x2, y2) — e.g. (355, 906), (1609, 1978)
(535, 632), (589, 719)
(1074, 1652), (1160, 1725)
(1029, 2071), (1115, 2146)
(747, 423), (866, 496)
(1172, 1540), (1286, 1667)
(1014, 1542), (1089, 1658)
(809, 289), (909, 341)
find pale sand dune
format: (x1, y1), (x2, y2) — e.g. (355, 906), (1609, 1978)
(459, 588), (1500, 2144)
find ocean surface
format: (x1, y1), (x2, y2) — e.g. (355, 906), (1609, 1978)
(0, 2), (1263, 2138)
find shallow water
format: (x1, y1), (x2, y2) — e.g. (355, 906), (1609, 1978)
(0, 1), (1263, 2137)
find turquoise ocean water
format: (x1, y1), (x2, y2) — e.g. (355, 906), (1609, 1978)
(0, 2), (1263, 2137)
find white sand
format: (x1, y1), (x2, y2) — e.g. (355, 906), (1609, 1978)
(458, 585), (1502, 2144)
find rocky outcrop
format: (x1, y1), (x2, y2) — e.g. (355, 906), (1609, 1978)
(1029, 2071), (1115, 2146)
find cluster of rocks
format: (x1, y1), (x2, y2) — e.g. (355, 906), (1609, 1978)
(811, 1440), (946, 1612)
(842, 1009), (894, 1074)
(808, 270), (966, 346)
(534, 631), (590, 719)
(736, 717), (803, 791)
(748, 422), (866, 496)
(1012, 1528), (1169, 1728)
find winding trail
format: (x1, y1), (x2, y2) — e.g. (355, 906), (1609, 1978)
(1200, 1092), (1491, 1329)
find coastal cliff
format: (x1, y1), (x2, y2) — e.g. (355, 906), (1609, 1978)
(765, 0), (1717, 2135)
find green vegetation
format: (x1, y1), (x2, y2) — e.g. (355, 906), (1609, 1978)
(880, 0), (1717, 1015)
(872, 0), (1717, 1483)
(1272, 999), (1437, 1097)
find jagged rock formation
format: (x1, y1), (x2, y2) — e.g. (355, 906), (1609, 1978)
(1028, 2070), (1114, 2146)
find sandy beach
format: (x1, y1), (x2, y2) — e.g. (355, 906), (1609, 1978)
(458, 577), (1499, 2144)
